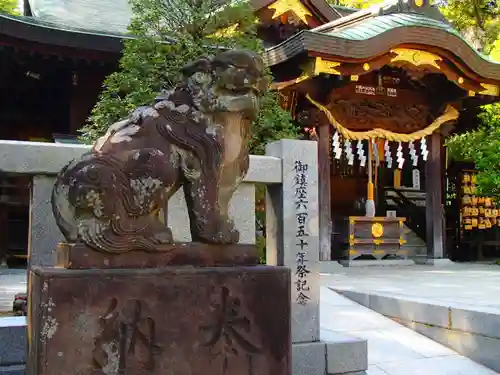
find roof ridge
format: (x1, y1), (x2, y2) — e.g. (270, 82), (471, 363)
(313, 0), (447, 34)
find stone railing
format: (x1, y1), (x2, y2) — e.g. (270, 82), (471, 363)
(0, 139), (367, 375)
(0, 140), (281, 267)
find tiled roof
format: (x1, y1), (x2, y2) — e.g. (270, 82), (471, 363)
(319, 12), (495, 64)
(26, 0), (132, 35)
(327, 13), (459, 41)
(0, 12), (128, 39)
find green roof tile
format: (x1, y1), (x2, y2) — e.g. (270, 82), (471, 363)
(0, 12), (129, 38)
(26, 0), (132, 35)
(324, 12), (498, 64)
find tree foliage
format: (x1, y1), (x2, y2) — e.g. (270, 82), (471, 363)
(330, 0), (383, 8)
(440, 0), (500, 201)
(0, 0), (19, 14)
(436, 0), (500, 55)
(80, 0), (299, 155)
(446, 104), (500, 201)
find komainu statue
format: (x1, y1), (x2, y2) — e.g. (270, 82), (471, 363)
(52, 50), (267, 253)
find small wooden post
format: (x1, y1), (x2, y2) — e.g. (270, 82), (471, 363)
(365, 139), (376, 217)
(425, 132), (445, 259)
(317, 121), (332, 261)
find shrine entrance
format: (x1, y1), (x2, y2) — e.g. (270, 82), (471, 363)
(304, 66), (459, 265)
(257, 0), (500, 265)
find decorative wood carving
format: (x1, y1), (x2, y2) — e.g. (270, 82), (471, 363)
(327, 98), (429, 133)
(322, 72), (435, 134)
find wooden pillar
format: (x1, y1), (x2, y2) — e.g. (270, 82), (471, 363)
(425, 132), (445, 259)
(317, 121), (332, 261)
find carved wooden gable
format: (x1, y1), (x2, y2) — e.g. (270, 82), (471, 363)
(326, 71), (430, 134)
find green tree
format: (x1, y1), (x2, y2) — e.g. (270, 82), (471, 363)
(446, 104), (500, 201)
(0, 0), (19, 14)
(330, 0), (384, 8)
(436, 0), (500, 54)
(80, 0), (299, 155)
(442, 1), (500, 201)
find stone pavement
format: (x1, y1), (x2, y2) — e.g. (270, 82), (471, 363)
(321, 263), (500, 373)
(2, 265), (500, 374)
(321, 263), (500, 310)
(320, 285), (499, 375)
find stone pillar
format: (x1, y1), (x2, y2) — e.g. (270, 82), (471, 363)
(317, 123), (332, 262)
(29, 176), (63, 267)
(265, 140), (319, 343)
(424, 133), (451, 266)
(266, 140), (327, 375)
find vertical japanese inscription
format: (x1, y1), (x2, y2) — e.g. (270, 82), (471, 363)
(200, 286), (261, 375)
(93, 298), (162, 374)
(294, 160), (311, 306)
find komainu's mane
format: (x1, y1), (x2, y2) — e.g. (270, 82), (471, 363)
(154, 84), (224, 179)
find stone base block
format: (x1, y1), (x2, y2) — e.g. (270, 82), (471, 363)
(0, 365), (25, 375)
(56, 242), (259, 269)
(291, 337), (367, 375)
(0, 317), (26, 367)
(28, 265), (291, 375)
(326, 334), (368, 374)
(292, 342), (325, 375)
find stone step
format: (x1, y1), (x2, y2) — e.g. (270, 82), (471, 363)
(333, 288), (500, 373)
(1, 316), (366, 375)
(293, 335), (368, 375)
(0, 365), (25, 375)
(0, 317), (26, 367)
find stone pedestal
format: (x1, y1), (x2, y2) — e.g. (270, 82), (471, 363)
(27, 252), (291, 375)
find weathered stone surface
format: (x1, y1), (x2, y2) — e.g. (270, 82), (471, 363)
(0, 317), (26, 366)
(28, 265), (291, 375)
(325, 334), (368, 374)
(51, 50), (267, 253)
(265, 140), (320, 343)
(291, 342), (325, 375)
(0, 365), (25, 375)
(56, 242), (259, 269)
(30, 176), (63, 268)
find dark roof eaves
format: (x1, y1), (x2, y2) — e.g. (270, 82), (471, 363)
(0, 13), (129, 53)
(264, 28), (500, 81)
(263, 30), (307, 65)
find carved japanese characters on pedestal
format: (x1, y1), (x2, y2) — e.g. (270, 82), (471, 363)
(51, 50), (267, 253)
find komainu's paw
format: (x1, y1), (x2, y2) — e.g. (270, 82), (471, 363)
(198, 218), (240, 244)
(151, 227), (174, 244)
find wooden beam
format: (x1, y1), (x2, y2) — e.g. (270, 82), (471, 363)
(425, 132), (445, 259)
(317, 116), (332, 261)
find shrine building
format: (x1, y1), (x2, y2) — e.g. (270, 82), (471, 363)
(255, 0), (500, 265)
(0, 0), (123, 264)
